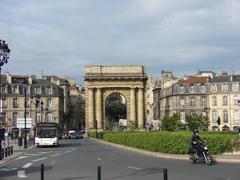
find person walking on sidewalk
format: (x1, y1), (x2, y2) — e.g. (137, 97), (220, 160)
(18, 136), (23, 149)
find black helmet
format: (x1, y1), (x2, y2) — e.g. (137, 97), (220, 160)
(193, 129), (199, 134)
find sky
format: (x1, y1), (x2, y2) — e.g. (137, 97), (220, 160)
(1, 0), (240, 84)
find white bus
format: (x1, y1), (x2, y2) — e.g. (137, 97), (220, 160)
(35, 122), (59, 147)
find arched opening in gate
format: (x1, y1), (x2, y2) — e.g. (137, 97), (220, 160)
(105, 93), (127, 130)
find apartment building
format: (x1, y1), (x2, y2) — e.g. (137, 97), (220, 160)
(209, 74), (240, 131)
(0, 73), (70, 136)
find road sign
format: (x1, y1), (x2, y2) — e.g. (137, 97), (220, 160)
(17, 118), (32, 128)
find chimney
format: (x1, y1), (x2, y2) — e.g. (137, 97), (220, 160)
(6, 72), (12, 84)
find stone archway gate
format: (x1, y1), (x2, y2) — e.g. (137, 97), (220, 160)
(84, 65), (148, 131)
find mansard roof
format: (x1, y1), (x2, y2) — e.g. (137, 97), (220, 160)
(209, 75), (240, 83)
(178, 76), (209, 84)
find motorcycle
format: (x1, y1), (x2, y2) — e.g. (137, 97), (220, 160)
(189, 142), (214, 165)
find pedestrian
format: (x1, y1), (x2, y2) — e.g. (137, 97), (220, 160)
(18, 136), (22, 149)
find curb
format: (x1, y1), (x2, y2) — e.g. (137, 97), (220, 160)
(95, 139), (240, 164)
(0, 152), (23, 167)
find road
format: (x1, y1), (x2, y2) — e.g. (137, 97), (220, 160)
(0, 139), (239, 180)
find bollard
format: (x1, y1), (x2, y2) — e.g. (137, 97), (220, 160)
(41, 163), (44, 180)
(97, 166), (101, 180)
(10, 146), (13, 155)
(5, 148), (8, 158)
(163, 168), (168, 180)
(1, 149), (4, 160)
(8, 147), (10, 156)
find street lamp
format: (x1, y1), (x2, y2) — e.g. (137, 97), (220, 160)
(23, 79), (28, 149)
(0, 40), (10, 159)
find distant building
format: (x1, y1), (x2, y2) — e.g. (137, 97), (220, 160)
(159, 75), (209, 122)
(208, 73), (240, 131)
(0, 73), (75, 136)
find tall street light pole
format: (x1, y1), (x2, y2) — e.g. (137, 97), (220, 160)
(0, 39), (10, 160)
(23, 79), (28, 149)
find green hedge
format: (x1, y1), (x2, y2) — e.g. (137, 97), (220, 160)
(90, 131), (240, 155)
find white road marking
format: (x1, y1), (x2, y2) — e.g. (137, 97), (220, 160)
(16, 156), (29, 160)
(23, 153), (40, 156)
(17, 170), (27, 178)
(97, 157), (102, 161)
(22, 162), (33, 169)
(50, 153), (62, 157)
(127, 166), (142, 170)
(32, 157), (47, 162)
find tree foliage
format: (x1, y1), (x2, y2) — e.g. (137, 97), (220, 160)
(105, 100), (126, 122)
(162, 113), (181, 131)
(186, 113), (209, 131)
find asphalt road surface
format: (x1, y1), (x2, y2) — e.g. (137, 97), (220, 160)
(0, 139), (239, 180)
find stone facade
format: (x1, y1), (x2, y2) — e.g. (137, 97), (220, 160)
(0, 73), (72, 136)
(84, 65), (148, 131)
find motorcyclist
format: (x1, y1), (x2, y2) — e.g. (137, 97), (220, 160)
(190, 129), (204, 157)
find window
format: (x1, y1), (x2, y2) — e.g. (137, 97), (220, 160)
(37, 113), (41, 123)
(35, 87), (41, 95)
(212, 96), (217, 106)
(190, 97), (195, 107)
(2, 86), (7, 93)
(13, 98), (18, 108)
(223, 96), (228, 106)
(233, 83), (239, 92)
(12, 85), (19, 94)
(179, 86), (185, 93)
(211, 84), (217, 92)
(223, 110), (228, 123)
(1, 112), (6, 123)
(200, 85), (206, 93)
(2, 98), (7, 108)
(190, 86), (195, 93)
(46, 113), (52, 122)
(223, 83), (228, 92)
(212, 110), (218, 123)
(47, 98), (52, 109)
(46, 87), (53, 94)
(233, 110), (240, 122)
(200, 97), (206, 106)
(233, 95), (239, 106)
(25, 111), (30, 118)
(180, 98), (185, 109)
(12, 112), (18, 125)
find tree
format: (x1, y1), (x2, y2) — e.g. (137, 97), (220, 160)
(162, 113), (181, 131)
(186, 113), (209, 131)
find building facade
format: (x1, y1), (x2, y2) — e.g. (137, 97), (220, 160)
(0, 73), (71, 136)
(155, 71), (240, 131)
(209, 74), (240, 131)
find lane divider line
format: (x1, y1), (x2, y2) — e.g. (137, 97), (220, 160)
(50, 153), (62, 157)
(32, 157), (47, 162)
(22, 163), (33, 169)
(127, 166), (142, 170)
(97, 157), (102, 161)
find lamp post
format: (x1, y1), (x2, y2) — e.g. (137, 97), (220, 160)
(23, 79), (28, 149)
(0, 39), (10, 159)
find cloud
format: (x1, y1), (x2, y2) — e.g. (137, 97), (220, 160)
(1, 0), (240, 83)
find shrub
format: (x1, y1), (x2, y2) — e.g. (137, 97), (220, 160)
(96, 131), (240, 155)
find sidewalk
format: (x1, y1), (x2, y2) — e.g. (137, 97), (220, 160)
(0, 140), (35, 167)
(96, 139), (240, 164)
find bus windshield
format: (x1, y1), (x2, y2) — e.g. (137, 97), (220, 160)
(36, 127), (57, 138)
